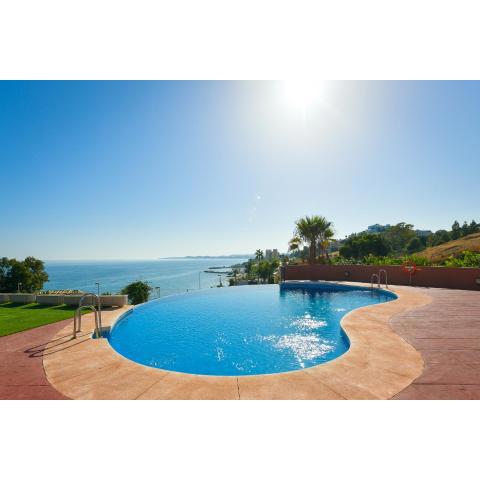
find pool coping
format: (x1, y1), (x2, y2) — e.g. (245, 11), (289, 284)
(42, 282), (432, 399)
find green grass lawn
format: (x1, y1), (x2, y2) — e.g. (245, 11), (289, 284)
(0, 302), (89, 337)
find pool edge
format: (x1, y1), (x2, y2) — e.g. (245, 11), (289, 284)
(42, 282), (432, 400)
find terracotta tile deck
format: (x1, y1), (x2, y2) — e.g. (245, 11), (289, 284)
(391, 288), (480, 400)
(0, 318), (71, 399)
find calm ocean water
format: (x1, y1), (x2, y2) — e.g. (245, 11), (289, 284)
(44, 258), (249, 298)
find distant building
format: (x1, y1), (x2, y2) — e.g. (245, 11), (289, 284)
(367, 224), (391, 233)
(366, 224), (432, 237)
(265, 249), (279, 260)
(415, 229), (433, 237)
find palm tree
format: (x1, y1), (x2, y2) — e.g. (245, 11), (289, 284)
(288, 236), (300, 252)
(319, 227), (335, 261)
(254, 249), (264, 283)
(294, 215), (333, 264)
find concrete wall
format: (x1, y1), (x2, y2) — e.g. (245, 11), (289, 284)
(0, 293), (10, 303)
(36, 295), (66, 305)
(98, 295), (128, 307)
(7, 293), (37, 303)
(0, 293), (129, 307)
(57, 295), (128, 307)
(283, 264), (480, 291)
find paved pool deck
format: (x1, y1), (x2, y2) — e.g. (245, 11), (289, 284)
(391, 288), (480, 399)
(0, 318), (71, 399)
(1, 284), (479, 399)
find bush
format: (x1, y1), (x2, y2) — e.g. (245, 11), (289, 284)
(361, 254), (432, 266)
(120, 281), (152, 305)
(443, 251), (480, 268)
(329, 256), (358, 265)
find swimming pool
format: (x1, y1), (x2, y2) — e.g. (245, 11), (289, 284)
(108, 283), (396, 376)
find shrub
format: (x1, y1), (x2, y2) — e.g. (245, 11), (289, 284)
(120, 281), (152, 305)
(443, 251), (480, 268)
(361, 254), (432, 266)
(329, 256), (358, 265)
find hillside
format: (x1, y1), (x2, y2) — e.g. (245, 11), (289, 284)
(417, 232), (480, 263)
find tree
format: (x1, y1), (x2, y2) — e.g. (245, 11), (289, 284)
(0, 256), (49, 293)
(121, 281), (152, 305)
(381, 223), (416, 254)
(451, 220), (461, 240)
(319, 227), (335, 260)
(339, 233), (391, 260)
(468, 220), (479, 235)
(288, 236), (301, 258)
(254, 249), (264, 282)
(294, 215), (333, 264)
(257, 260), (279, 283)
(432, 229), (451, 246)
(406, 236), (423, 254)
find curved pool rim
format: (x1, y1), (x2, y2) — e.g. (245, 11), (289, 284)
(106, 281), (398, 377)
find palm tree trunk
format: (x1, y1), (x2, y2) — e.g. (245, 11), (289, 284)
(309, 241), (316, 264)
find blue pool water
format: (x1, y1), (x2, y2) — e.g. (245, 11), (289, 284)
(108, 283), (396, 376)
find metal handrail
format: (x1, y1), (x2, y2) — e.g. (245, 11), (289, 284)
(378, 269), (388, 289)
(79, 293), (102, 328)
(73, 305), (99, 338)
(371, 273), (380, 289)
(72, 293), (102, 339)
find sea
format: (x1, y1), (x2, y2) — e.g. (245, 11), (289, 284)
(43, 258), (250, 298)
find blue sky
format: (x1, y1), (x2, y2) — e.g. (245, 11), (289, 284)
(0, 81), (478, 260)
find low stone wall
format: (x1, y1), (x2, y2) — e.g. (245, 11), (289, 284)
(47, 294), (128, 307)
(100, 295), (129, 307)
(283, 264), (480, 291)
(0, 293), (10, 303)
(7, 293), (37, 303)
(36, 295), (66, 305)
(0, 293), (129, 307)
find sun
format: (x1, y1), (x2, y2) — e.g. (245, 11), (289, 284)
(281, 80), (327, 112)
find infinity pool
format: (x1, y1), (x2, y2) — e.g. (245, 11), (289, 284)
(108, 283), (396, 376)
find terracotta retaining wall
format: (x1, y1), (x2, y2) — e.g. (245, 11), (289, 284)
(283, 264), (480, 290)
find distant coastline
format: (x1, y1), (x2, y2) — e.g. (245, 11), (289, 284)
(161, 254), (252, 259)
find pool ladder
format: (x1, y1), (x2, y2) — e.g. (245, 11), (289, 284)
(371, 269), (388, 289)
(73, 293), (103, 339)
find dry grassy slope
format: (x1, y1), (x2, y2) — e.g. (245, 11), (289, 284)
(417, 232), (480, 262)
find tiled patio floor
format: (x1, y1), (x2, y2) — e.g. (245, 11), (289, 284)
(391, 288), (480, 399)
(0, 319), (71, 399)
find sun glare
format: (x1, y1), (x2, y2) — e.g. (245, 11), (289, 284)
(281, 80), (327, 112)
